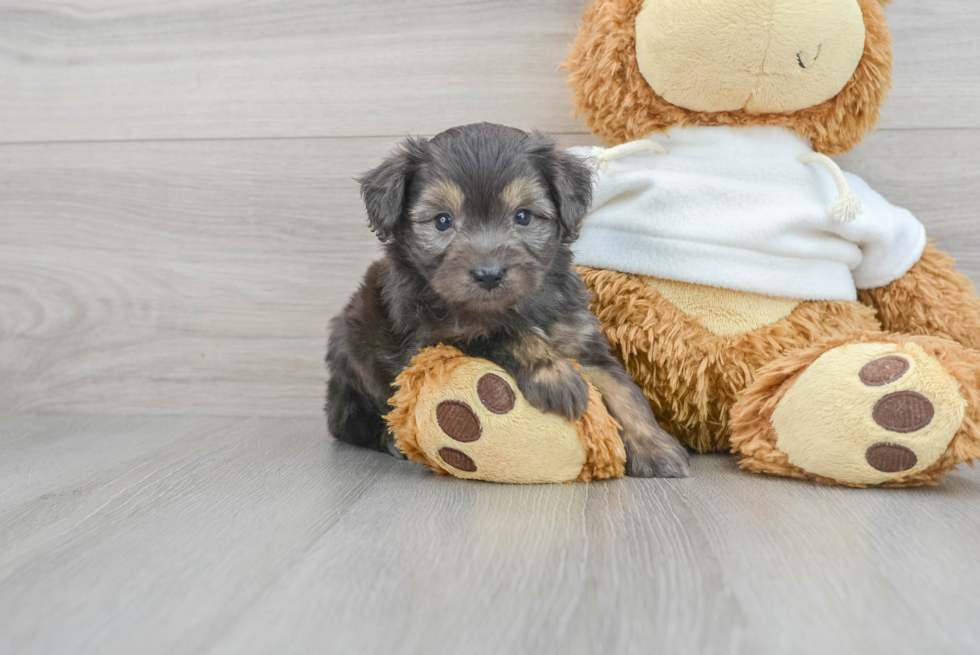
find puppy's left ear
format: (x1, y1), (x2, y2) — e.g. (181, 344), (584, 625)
(358, 137), (428, 242)
(527, 131), (594, 244)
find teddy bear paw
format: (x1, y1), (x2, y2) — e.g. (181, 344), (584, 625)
(387, 346), (627, 483)
(769, 341), (966, 486)
(399, 356), (593, 483)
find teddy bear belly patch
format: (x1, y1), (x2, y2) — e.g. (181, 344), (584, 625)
(641, 276), (800, 336)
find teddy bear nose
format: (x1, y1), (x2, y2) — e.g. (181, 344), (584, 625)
(470, 267), (506, 290)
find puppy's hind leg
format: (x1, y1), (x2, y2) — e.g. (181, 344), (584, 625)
(326, 375), (403, 458)
(581, 363), (690, 478)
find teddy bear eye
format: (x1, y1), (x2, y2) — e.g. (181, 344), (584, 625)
(434, 213), (454, 232)
(514, 209), (532, 226)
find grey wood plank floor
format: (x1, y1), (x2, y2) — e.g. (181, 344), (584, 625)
(2, 415), (979, 655)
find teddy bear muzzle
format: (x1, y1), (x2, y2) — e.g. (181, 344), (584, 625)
(633, 0), (868, 113)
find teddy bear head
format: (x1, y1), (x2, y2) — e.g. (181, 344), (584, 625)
(564, 0), (894, 156)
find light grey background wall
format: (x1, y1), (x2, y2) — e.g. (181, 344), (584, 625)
(2, 0), (979, 417)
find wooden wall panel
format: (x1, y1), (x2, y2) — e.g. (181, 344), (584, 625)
(1, 137), (381, 415)
(1, 0), (978, 143)
(2, 130), (978, 416)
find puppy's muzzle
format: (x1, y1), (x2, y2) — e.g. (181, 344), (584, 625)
(470, 266), (507, 291)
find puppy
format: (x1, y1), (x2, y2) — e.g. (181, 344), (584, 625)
(326, 123), (689, 478)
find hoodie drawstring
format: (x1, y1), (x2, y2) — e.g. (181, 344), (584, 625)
(796, 153), (863, 223)
(588, 139), (667, 171)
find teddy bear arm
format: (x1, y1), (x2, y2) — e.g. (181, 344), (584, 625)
(858, 243), (980, 351)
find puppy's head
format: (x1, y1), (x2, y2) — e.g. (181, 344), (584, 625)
(358, 123), (593, 313)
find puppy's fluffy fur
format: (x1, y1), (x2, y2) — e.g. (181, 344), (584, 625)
(326, 123), (689, 478)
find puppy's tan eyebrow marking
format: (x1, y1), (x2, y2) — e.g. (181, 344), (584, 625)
(415, 179), (465, 217)
(500, 177), (546, 210)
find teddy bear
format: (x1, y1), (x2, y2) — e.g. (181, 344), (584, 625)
(383, 0), (980, 487)
(559, 0), (980, 486)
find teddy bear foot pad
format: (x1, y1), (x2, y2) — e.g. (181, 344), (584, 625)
(386, 346), (626, 484)
(732, 334), (980, 487)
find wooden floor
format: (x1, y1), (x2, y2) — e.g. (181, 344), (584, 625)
(4, 0), (980, 652)
(2, 415), (979, 655)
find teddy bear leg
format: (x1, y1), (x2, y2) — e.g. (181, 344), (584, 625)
(386, 346), (626, 484)
(730, 332), (980, 487)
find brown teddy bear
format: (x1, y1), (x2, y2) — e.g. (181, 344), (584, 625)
(562, 0), (980, 486)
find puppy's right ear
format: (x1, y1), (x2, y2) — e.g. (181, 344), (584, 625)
(526, 131), (595, 244)
(358, 138), (428, 242)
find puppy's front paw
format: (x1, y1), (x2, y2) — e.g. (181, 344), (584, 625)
(517, 360), (590, 422)
(624, 429), (690, 479)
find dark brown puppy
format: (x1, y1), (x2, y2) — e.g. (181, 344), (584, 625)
(326, 123), (689, 478)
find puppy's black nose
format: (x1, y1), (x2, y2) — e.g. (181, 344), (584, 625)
(470, 267), (506, 291)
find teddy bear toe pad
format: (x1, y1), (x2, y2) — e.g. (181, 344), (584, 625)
(771, 343), (966, 485)
(436, 400), (483, 443)
(864, 442), (917, 474)
(437, 446), (478, 473)
(859, 356), (910, 387)
(476, 373), (516, 414)
(871, 390), (935, 434)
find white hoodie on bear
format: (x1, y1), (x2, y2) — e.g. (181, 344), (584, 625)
(569, 126), (926, 302)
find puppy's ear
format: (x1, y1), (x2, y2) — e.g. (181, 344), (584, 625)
(358, 137), (428, 242)
(527, 131), (594, 244)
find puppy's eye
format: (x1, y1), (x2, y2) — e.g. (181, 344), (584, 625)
(434, 213), (454, 232)
(514, 209), (531, 226)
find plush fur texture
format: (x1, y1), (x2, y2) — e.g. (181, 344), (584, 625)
(386, 345), (626, 483)
(859, 243), (980, 352)
(578, 266), (881, 453)
(730, 332), (980, 488)
(563, 0), (894, 155)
